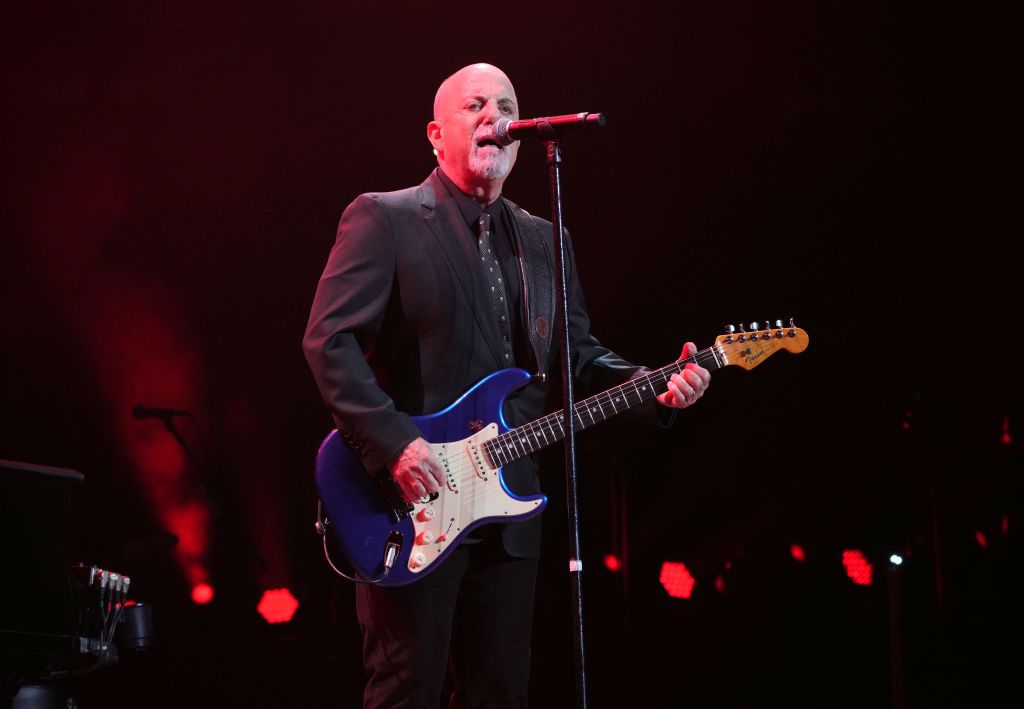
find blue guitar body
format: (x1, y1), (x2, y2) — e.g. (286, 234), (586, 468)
(314, 325), (810, 587)
(315, 368), (548, 587)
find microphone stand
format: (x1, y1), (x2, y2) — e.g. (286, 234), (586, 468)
(153, 414), (269, 574)
(544, 137), (588, 709)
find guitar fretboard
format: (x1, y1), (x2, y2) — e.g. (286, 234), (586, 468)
(482, 346), (724, 468)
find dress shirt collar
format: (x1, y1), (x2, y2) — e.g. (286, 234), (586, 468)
(435, 168), (503, 232)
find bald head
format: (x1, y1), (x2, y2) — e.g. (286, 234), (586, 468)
(433, 63), (516, 121)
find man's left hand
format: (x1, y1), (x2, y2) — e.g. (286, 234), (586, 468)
(656, 342), (711, 409)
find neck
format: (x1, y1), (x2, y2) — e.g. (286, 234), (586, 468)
(440, 167), (503, 205)
(482, 347), (727, 469)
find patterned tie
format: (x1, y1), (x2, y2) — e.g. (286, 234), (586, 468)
(477, 211), (514, 365)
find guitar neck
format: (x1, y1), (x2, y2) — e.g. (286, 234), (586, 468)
(482, 346), (724, 469)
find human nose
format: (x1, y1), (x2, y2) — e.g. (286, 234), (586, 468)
(479, 100), (502, 124)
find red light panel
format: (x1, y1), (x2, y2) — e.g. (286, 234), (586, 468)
(842, 549), (872, 586)
(191, 582), (214, 605)
(659, 561), (695, 599)
(603, 554), (621, 573)
(257, 588), (299, 624)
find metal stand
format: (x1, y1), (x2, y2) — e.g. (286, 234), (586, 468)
(155, 415), (268, 573)
(544, 138), (588, 709)
(887, 563), (906, 709)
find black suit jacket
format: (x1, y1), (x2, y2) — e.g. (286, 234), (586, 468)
(304, 169), (661, 557)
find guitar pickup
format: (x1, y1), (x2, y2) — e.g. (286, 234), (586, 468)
(467, 424), (499, 481)
(469, 444), (488, 480)
(436, 444), (459, 493)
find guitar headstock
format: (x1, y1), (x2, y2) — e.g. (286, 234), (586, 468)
(714, 319), (809, 371)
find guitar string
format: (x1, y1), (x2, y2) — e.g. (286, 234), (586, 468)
(487, 333), (800, 464)
(439, 348), (719, 489)
(426, 336), (800, 492)
(486, 347), (725, 464)
(421, 449), (512, 515)
(413, 335), (801, 532)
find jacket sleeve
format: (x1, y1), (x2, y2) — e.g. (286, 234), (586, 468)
(562, 228), (676, 428)
(302, 194), (422, 473)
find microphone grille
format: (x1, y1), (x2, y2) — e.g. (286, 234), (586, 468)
(493, 118), (514, 146)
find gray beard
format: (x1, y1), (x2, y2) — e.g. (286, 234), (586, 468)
(469, 150), (511, 181)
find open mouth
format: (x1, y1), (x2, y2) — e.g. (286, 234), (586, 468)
(475, 138), (503, 150)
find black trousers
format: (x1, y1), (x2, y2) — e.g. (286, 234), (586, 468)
(356, 532), (539, 709)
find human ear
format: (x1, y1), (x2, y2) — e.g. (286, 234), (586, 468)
(427, 121), (443, 157)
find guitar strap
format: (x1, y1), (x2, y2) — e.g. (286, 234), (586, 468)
(503, 198), (555, 377)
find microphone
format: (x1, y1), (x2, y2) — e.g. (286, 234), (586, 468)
(490, 112), (606, 146)
(132, 404), (186, 421)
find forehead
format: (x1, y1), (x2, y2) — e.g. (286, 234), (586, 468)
(445, 68), (517, 106)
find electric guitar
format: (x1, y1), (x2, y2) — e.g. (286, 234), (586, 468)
(315, 323), (809, 586)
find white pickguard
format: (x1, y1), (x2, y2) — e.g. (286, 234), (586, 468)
(404, 424), (542, 575)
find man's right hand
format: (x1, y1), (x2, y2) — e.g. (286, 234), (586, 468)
(389, 437), (446, 503)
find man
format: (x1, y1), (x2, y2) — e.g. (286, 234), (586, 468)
(303, 63), (710, 708)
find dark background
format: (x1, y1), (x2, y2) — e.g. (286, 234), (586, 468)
(2, 2), (1018, 707)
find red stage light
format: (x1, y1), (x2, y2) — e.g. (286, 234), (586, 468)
(842, 549), (872, 586)
(257, 588), (299, 624)
(790, 543), (807, 562)
(191, 582), (215, 605)
(714, 574), (726, 594)
(603, 554), (621, 573)
(975, 530), (988, 549)
(659, 562), (695, 599)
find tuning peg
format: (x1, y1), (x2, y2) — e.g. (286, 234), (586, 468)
(789, 317), (796, 327)
(750, 321), (760, 331)
(774, 319), (783, 329)
(738, 323), (746, 333)
(725, 324), (735, 334)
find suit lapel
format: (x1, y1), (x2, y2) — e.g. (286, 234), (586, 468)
(419, 172), (505, 368)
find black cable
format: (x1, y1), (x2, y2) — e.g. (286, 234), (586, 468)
(182, 411), (210, 461)
(316, 501), (400, 585)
